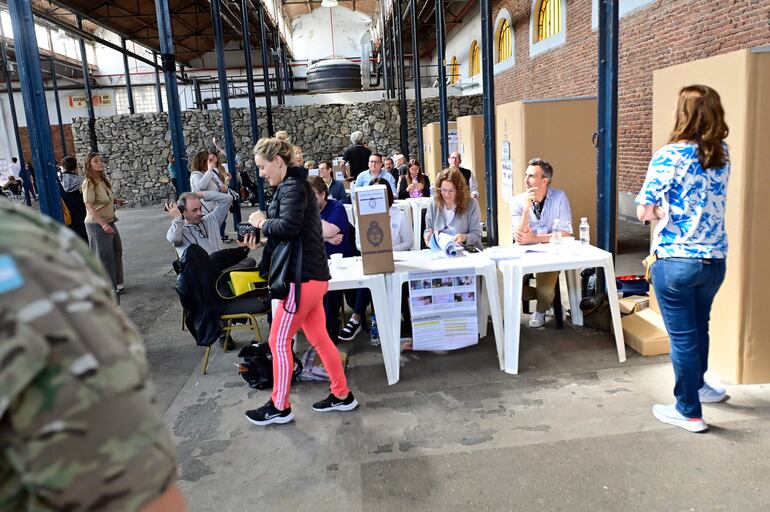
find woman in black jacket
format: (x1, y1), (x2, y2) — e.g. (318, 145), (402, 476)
(246, 137), (358, 426)
(397, 159), (431, 200)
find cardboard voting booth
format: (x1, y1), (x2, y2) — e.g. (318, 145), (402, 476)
(652, 47), (770, 384)
(422, 121), (458, 182)
(495, 98), (598, 246)
(354, 185), (394, 275)
(456, 115), (488, 218)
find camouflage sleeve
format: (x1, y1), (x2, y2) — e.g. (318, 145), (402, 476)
(0, 203), (177, 512)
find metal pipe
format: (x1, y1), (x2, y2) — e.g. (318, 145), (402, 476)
(77, 16), (97, 153)
(380, 9), (390, 97)
(211, 0), (242, 227)
(597, 0), (619, 256)
(394, 0), (409, 159)
(121, 37), (135, 115)
(410, 0), (424, 167)
(389, 16), (397, 99)
(272, 29), (284, 106)
(240, 0), (265, 209)
(435, 0), (448, 167)
(480, 0), (498, 246)
(153, 52), (164, 113)
(257, 3), (274, 135)
(281, 41), (291, 95)
(7, 0), (61, 219)
(1, 41), (30, 206)
(48, 58), (67, 157)
(154, 0), (189, 194)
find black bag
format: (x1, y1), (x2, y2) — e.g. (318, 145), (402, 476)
(237, 343), (302, 389)
(265, 178), (304, 309)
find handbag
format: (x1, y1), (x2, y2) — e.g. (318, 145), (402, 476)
(268, 238), (303, 312)
(642, 254), (657, 284)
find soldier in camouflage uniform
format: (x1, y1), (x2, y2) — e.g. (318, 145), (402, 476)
(0, 202), (186, 512)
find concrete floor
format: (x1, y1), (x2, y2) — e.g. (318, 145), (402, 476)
(115, 207), (770, 512)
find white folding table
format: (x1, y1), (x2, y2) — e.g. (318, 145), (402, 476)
(385, 252), (505, 383)
(494, 242), (627, 375)
(327, 257), (399, 385)
(394, 197), (432, 251)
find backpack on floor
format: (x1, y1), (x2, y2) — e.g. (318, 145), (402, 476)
(237, 343), (302, 389)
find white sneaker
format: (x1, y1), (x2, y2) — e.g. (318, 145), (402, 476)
(528, 311), (546, 328)
(652, 403), (708, 433)
(699, 382), (728, 403)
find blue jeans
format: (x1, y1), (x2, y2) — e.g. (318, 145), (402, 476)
(651, 257), (726, 418)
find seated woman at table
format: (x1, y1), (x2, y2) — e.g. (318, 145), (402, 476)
(423, 168), (483, 251)
(338, 178), (413, 342)
(309, 176), (355, 341)
(397, 159), (430, 200)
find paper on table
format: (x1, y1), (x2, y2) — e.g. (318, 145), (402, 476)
(430, 232), (462, 257)
(356, 187), (388, 215)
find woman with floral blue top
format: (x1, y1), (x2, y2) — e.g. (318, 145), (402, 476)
(636, 84), (730, 433)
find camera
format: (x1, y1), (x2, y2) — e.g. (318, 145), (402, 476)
(237, 222), (260, 242)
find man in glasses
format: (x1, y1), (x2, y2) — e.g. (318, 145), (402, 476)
(166, 190), (233, 258)
(353, 153), (397, 195)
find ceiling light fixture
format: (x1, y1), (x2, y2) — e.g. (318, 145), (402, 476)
(320, 0), (338, 7)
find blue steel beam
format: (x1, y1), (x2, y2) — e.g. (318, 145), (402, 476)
(210, 0), (241, 226)
(272, 29), (284, 106)
(240, 0), (265, 209)
(597, 0), (619, 255)
(153, 52), (164, 113)
(76, 16), (97, 152)
(1, 41), (31, 206)
(154, 0), (189, 195)
(480, 0), (498, 246)
(394, 0), (409, 159)
(410, 0), (424, 166)
(7, 0), (62, 220)
(435, 0), (449, 167)
(257, 2), (274, 136)
(121, 37), (135, 115)
(48, 58), (67, 156)
(380, 8), (390, 98)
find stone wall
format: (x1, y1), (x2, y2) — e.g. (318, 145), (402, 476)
(71, 95), (483, 207)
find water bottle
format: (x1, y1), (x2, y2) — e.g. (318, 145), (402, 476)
(551, 219), (563, 245)
(370, 314), (380, 347)
(579, 217), (590, 245)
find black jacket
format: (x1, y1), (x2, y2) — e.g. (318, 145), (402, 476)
(175, 244), (224, 347)
(260, 165), (330, 284)
(397, 173), (431, 200)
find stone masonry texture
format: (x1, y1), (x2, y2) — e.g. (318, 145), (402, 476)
(71, 95), (483, 206)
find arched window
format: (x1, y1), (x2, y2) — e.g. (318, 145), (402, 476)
(536, 0), (562, 42)
(448, 56), (460, 84)
(469, 41), (481, 76)
(496, 18), (512, 63)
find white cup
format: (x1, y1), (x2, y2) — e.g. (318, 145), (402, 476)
(330, 253), (343, 268)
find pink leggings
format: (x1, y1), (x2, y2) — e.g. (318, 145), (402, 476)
(270, 280), (350, 410)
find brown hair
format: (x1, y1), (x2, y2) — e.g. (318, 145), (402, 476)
(408, 159), (423, 176)
(192, 151), (209, 173)
(83, 152), (111, 190)
(369, 177), (394, 207)
(253, 137), (294, 166)
(434, 168), (469, 216)
(207, 150), (228, 182)
(307, 175), (328, 199)
(669, 84), (729, 169)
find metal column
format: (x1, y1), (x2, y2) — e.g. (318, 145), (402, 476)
(1, 41), (31, 206)
(257, 3), (274, 136)
(434, 0), (449, 167)
(121, 37), (135, 115)
(153, 52), (164, 113)
(240, 0), (265, 209)
(410, 0), (424, 166)
(380, 9), (390, 97)
(480, 0), (498, 246)
(597, 0), (619, 255)
(389, 18), (397, 99)
(272, 30), (284, 106)
(77, 16), (97, 153)
(210, 0), (241, 226)
(154, 0), (188, 194)
(281, 42), (291, 95)
(395, 1), (409, 159)
(7, 0), (61, 219)
(48, 58), (67, 156)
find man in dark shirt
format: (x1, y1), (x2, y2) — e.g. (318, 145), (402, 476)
(341, 130), (371, 180)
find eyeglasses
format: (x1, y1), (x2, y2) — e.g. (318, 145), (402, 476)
(439, 188), (457, 194)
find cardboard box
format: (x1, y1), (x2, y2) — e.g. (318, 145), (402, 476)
(354, 185), (394, 275)
(648, 287), (659, 314)
(619, 295), (649, 315)
(495, 98), (599, 246)
(652, 48), (770, 383)
(622, 308), (670, 356)
(422, 121), (457, 182)
(456, 115), (487, 217)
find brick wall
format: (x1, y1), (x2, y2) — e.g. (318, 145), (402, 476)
(20, 124), (76, 164)
(491, 0), (770, 193)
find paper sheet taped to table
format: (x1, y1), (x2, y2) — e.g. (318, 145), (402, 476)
(408, 268), (478, 350)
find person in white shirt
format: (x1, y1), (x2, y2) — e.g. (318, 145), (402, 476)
(8, 157), (21, 179)
(165, 190), (232, 258)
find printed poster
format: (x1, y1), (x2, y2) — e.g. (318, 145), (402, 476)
(408, 268), (478, 351)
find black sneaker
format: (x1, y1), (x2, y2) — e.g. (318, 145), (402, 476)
(245, 400), (294, 426)
(312, 392), (359, 412)
(338, 319), (362, 342)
